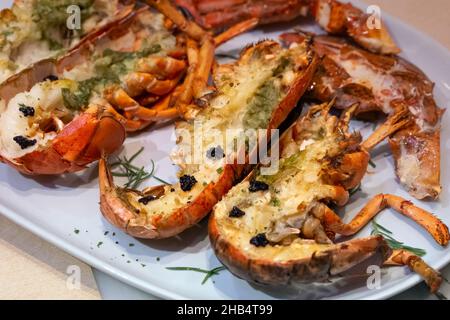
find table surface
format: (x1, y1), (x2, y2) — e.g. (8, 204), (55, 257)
(1, 0), (449, 300)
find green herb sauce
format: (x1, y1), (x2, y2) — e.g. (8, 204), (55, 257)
(242, 56), (292, 130)
(243, 80), (281, 130)
(32, 0), (95, 49)
(62, 44), (161, 110)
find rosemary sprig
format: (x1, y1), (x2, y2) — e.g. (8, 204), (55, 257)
(371, 220), (426, 257)
(166, 266), (227, 284)
(152, 173), (170, 186)
(111, 147), (169, 188)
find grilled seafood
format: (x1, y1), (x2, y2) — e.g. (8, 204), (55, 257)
(0, 6), (176, 174)
(0, 60), (125, 175)
(175, 0), (400, 54)
(58, 6), (184, 132)
(99, 39), (318, 238)
(281, 33), (443, 200)
(0, 2), (253, 173)
(0, 0), (135, 84)
(210, 103), (449, 291)
(0, 5), (180, 173)
(78, 1), (256, 131)
(141, 0), (259, 123)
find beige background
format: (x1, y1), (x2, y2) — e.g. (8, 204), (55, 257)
(0, 216), (100, 299)
(362, 0), (450, 49)
(0, 0), (449, 300)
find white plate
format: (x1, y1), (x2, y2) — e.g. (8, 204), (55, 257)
(0, 0), (449, 300)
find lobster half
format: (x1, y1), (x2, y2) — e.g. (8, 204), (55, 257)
(210, 102), (449, 292)
(99, 38), (318, 238)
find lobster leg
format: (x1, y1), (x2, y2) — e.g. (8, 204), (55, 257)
(214, 18), (259, 46)
(192, 36), (215, 99)
(147, 0), (208, 41)
(319, 195), (449, 246)
(105, 104), (152, 132)
(362, 108), (411, 152)
(385, 249), (442, 293)
(172, 39), (200, 119)
(133, 95), (178, 121)
(136, 56), (187, 79)
(124, 72), (182, 97)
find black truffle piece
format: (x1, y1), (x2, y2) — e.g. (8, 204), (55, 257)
(138, 195), (157, 205)
(229, 206), (245, 218)
(248, 180), (269, 192)
(179, 175), (197, 191)
(18, 105), (35, 117)
(250, 233), (269, 247)
(13, 136), (37, 150)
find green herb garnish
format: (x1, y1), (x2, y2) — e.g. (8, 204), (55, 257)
(61, 44), (161, 111)
(61, 78), (98, 110)
(74, 229), (80, 234)
(270, 197), (281, 207)
(111, 147), (169, 188)
(216, 167), (223, 174)
(166, 266), (227, 285)
(371, 220), (426, 256)
(369, 159), (377, 168)
(97, 241), (103, 248)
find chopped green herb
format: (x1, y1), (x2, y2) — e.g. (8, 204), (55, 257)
(166, 266), (227, 284)
(104, 231), (109, 236)
(74, 229), (80, 234)
(270, 197), (281, 207)
(97, 241), (103, 248)
(141, 264), (147, 268)
(216, 167), (223, 174)
(369, 159), (377, 168)
(156, 257), (160, 261)
(371, 220), (426, 256)
(129, 243), (135, 247)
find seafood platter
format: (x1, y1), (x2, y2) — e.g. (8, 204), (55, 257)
(0, 0), (449, 299)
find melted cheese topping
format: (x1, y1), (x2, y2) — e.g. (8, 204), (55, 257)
(0, 0), (130, 84)
(0, 80), (76, 159)
(128, 42), (311, 219)
(213, 113), (347, 261)
(0, 9), (176, 161)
